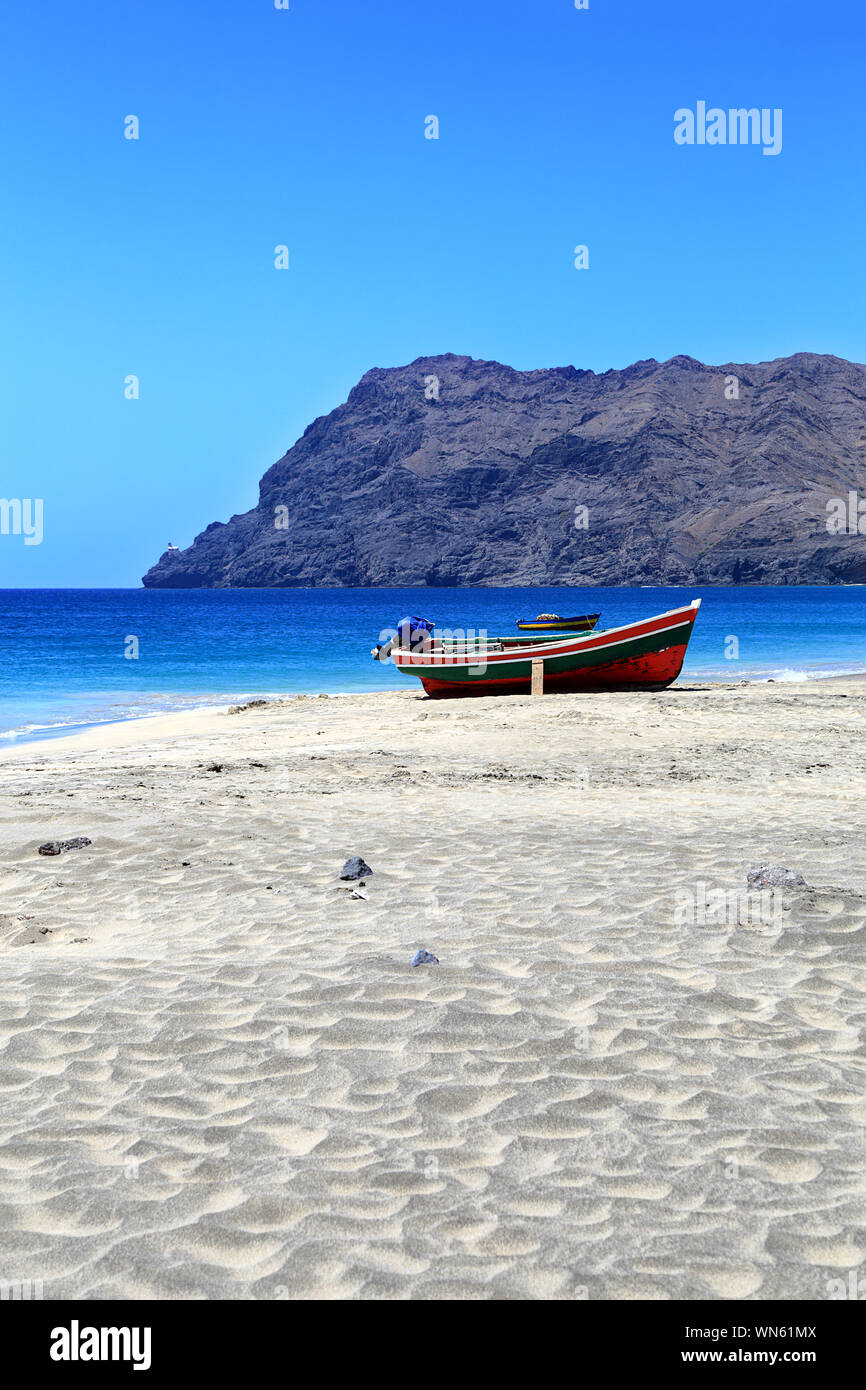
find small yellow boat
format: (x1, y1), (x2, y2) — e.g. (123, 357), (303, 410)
(515, 612), (600, 633)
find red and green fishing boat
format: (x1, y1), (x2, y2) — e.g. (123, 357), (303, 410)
(386, 600), (702, 696)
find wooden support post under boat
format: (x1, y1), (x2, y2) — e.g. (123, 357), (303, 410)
(531, 659), (544, 695)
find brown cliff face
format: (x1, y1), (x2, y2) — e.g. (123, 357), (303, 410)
(142, 352), (866, 588)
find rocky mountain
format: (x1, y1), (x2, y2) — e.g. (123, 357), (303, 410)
(142, 352), (866, 587)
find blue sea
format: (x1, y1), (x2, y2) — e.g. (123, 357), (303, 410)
(0, 587), (864, 745)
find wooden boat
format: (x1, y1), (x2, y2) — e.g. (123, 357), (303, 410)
(516, 612), (599, 632)
(386, 600), (701, 696)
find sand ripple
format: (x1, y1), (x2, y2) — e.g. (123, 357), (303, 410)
(2, 684), (866, 1298)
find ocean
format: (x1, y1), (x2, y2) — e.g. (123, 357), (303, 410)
(1, 586), (864, 745)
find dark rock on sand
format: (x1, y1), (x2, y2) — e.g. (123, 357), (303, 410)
(38, 837), (92, 856)
(411, 949), (439, 967)
(747, 864), (808, 888)
(340, 856), (373, 880)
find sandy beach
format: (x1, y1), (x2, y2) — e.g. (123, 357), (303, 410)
(1, 679), (865, 1301)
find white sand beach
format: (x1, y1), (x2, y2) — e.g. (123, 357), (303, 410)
(1, 681), (865, 1300)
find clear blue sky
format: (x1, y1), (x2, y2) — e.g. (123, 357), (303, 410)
(1, 0), (863, 586)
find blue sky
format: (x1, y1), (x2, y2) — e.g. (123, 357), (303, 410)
(1, 0), (863, 586)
